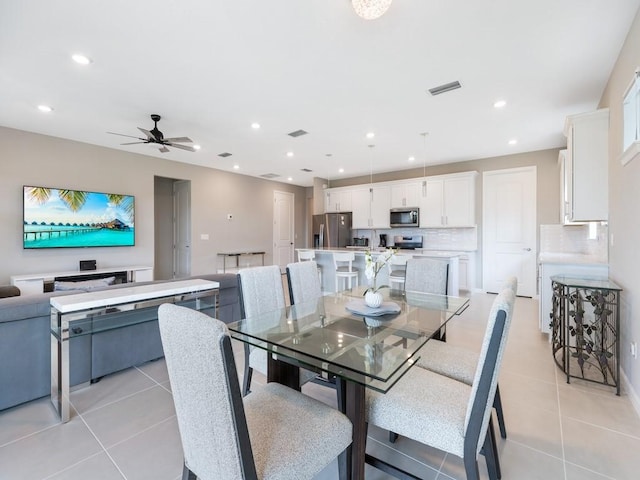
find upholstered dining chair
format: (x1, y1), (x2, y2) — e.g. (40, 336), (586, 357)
(386, 254), (412, 290)
(158, 303), (352, 480)
(404, 257), (449, 295)
(366, 288), (516, 480)
(413, 275), (518, 440)
(332, 251), (358, 292)
(237, 265), (317, 396)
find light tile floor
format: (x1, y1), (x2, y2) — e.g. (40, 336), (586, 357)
(1, 293), (639, 479)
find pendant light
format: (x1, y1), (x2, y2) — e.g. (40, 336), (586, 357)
(352, 0), (393, 20)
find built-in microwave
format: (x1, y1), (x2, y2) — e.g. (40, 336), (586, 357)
(390, 208), (420, 227)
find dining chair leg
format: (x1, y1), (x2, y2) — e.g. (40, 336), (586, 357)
(182, 463), (196, 480)
(242, 343), (253, 396)
(494, 384), (507, 439)
(486, 417), (502, 480)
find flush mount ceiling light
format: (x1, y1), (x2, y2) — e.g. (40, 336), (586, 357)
(494, 100), (507, 108)
(37, 105), (53, 113)
(71, 53), (92, 65)
(352, 0), (393, 20)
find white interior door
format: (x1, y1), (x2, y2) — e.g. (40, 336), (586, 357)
(273, 191), (294, 271)
(173, 180), (191, 278)
(483, 167), (536, 296)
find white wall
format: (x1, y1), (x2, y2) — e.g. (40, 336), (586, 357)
(0, 127), (307, 283)
(600, 8), (640, 405)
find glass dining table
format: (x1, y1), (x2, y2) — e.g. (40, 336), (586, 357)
(227, 287), (470, 480)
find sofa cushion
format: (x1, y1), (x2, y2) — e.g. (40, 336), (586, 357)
(0, 286), (21, 298)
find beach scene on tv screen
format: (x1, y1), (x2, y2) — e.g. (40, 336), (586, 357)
(23, 186), (135, 248)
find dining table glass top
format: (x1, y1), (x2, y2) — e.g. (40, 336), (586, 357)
(228, 287), (469, 393)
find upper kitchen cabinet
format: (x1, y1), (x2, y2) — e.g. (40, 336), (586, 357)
(563, 108), (609, 222)
(352, 186), (391, 229)
(421, 172), (478, 227)
(324, 187), (352, 213)
(390, 181), (423, 208)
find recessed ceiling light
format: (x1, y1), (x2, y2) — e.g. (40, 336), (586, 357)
(408, 156), (415, 162)
(251, 123), (260, 129)
(233, 164), (240, 170)
(494, 100), (507, 108)
(287, 177), (293, 182)
(508, 139), (518, 145)
(286, 151), (294, 157)
(338, 168), (344, 173)
(193, 145), (201, 150)
(37, 105), (53, 113)
(71, 54), (92, 65)
(366, 132), (375, 139)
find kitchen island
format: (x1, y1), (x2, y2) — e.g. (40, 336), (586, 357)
(298, 248), (461, 295)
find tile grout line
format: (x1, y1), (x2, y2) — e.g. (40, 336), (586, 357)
(554, 364), (568, 480)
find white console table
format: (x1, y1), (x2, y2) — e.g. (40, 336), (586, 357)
(50, 279), (219, 423)
(10, 265), (153, 295)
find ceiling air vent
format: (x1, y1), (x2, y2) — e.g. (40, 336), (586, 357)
(300, 168), (313, 172)
(218, 152), (232, 157)
(260, 173), (280, 179)
(288, 129), (308, 137)
(428, 81), (462, 96)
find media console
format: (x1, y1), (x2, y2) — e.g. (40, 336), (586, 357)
(10, 266), (154, 295)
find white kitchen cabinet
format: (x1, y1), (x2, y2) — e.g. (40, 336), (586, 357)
(325, 188), (352, 213)
(390, 181), (423, 208)
(421, 172), (477, 227)
(351, 186), (390, 229)
(563, 109), (609, 222)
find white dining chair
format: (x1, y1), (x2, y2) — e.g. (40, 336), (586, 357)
(157, 303), (352, 480)
(333, 251), (358, 292)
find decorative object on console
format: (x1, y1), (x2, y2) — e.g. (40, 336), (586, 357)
(23, 185), (135, 249)
(79, 260), (97, 271)
(352, 0), (393, 20)
(53, 276), (116, 292)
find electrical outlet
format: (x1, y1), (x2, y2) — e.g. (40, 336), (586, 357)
(200, 234), (209, 240)
(631, 341), (638, 359)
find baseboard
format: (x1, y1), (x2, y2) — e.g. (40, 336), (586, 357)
(621, 370), (640, 419)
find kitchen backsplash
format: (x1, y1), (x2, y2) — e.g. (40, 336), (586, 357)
(352, 226), (478, 251)
(539, 223), (608, 261)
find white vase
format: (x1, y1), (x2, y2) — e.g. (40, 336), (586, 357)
(364, 290), (383, 308)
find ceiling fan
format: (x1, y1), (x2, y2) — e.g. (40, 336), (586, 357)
(108, 114), (196, 153)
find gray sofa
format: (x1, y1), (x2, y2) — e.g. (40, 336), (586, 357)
(0, 273), (240, 411)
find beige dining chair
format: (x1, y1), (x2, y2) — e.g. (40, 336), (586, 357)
(158, 303), (352, 480)
(237, 265), (317, 396)
(366, 288), (516, 480)
(404, 257), (449, 295)
(332, 251), (359, 292)
(297, 249), (322, 287)
(414, 275), (518, 440)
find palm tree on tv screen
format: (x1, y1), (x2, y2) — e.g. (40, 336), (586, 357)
(27, 187), (88, 212)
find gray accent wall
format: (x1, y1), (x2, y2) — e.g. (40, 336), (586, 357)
(599, 7), (640, 410)
(0, 127), (307, 284)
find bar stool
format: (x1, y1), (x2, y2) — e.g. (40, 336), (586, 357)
(298, 249), (322, 287)
(332, 251), (358, 292)
(387, 254), (412, 291)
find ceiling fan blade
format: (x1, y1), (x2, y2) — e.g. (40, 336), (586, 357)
(120, 141), (147, 145)
(107, 131), (144, 140)
(159, 146), (170, 153)
(163, 136), (192, 143)
(167, 143), (196, 152)
(137, 127), (155, 141)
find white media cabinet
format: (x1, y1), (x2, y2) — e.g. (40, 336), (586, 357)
(10, 266), (154, 295)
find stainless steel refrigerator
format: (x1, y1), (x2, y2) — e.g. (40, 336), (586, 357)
(312, 213), (352, 248)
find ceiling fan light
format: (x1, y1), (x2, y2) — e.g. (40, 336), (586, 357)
(352, 0), (393, 20)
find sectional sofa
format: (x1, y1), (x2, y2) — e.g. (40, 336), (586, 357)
(0, 273), (240, 411)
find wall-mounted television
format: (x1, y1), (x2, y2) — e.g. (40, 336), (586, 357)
(23, 185), (135, 249)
